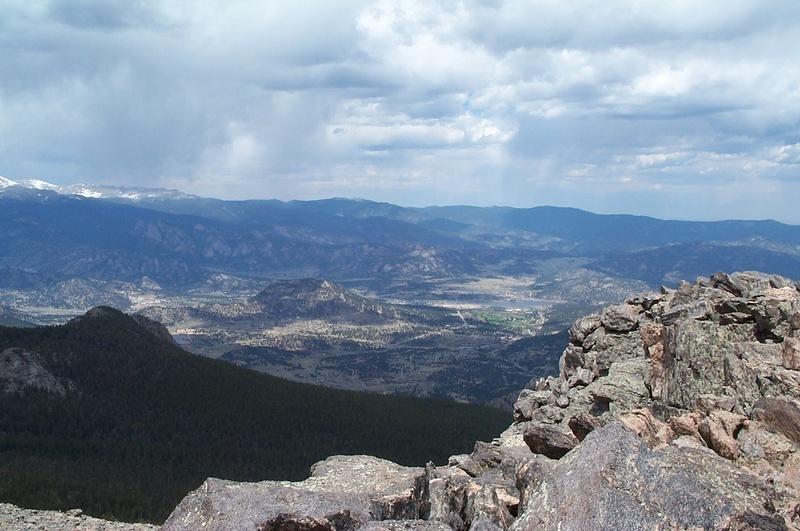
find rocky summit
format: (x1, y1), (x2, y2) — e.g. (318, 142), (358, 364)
(6, 271), (800, 530)
(248, 278), (396, 321)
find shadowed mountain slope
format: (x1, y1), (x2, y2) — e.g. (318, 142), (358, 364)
(0, 308), (508, 523)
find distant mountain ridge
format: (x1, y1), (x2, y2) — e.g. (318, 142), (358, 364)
(0, 175), (194, 201)
(0, 180), (798, 288)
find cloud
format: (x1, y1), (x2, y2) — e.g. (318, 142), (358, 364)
(0, 0), (799, 221)
(47, 0), (163, 31)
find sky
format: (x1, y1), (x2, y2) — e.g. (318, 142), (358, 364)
(1, 0), (800, 222)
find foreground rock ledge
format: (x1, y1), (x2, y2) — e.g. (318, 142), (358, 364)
(161, 455), (430, 530)
(0, 503), (156, 531)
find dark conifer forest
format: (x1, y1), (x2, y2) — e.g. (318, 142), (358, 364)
(0, 309), (509, 524)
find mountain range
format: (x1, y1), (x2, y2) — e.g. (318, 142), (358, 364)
(1, 178), (799, 292)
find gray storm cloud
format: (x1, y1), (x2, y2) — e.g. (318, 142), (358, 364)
(1, 0), (799, 221)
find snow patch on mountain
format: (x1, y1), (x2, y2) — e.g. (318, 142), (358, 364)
(20, 179), (62, 191)
(0, 177), (196, 201)
(0, 176), (18, 189)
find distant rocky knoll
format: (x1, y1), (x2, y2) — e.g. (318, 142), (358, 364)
(249, 278), (397, 321)
(143, 278), (406, 325)
(4, 271), (799, 530)
(160, 271), (800, 530)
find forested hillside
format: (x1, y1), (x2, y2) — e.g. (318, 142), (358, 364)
(0, 308), (509, 524)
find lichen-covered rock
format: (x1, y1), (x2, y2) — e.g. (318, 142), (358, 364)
(506, 272), (800, 526)
(586, 358), (651, 414)
(568, 314), (601, 344)
(427, 466), (472, 531)
(467, 487), (513, 530)
(512, 390), (549, 422)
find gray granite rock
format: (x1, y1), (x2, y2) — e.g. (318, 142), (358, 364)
(0, 503), (155, 531)
(161, 456), (429, 531)
(511, 422), (787, 531)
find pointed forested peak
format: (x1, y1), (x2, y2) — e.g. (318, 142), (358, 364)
(70, 305), (127, 323)
(65, 306), (176, 345)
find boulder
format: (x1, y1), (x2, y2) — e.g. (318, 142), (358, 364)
(790, 312), (800, 335)
(586, 358), (651, 414)
(467, 441), (534, 483)
(660, 300), (712, 325)
(659, 319), (761, 411)
(566, 368), (593, 388)
(618, 409), (674, 448)
(514, 455), (555, 514)
(568, 314), (601, 344)
(510, 422), (787, 531)
(426, 464), (516, 531)
(751, 397), (800, 444)
(698, 413), (742, 460)
(667, 412), (704, 444)
(161, 456), (429, 531)
(512, 390), (549, 422)
(522, 423), (578, 459)
(600, 304), (640, 333)
(427, 467), (472, 531)
(467, 487), (513, 530)
(566, 412), (600, 441)
(722, 272), (777, 299)
(783, 337), (800, 371)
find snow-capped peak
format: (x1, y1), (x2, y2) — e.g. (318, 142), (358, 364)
(0, 176), (197, 202)
(19, 179), (62, 192)
(0, 176), (18, 189)
(68, 184), (104, 198)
